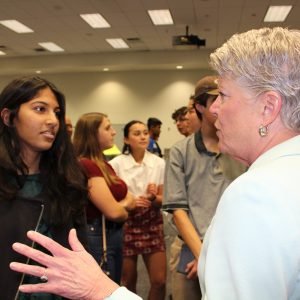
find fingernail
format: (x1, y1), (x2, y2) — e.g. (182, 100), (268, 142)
(12, 243), (21, 250)
(27, 230), (35, 237)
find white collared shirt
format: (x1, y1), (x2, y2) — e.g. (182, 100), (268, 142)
(110, 151), (165, 197)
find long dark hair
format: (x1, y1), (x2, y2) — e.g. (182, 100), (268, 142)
(0, 76), (88, 226)
(73, 112), (118, 185)
(122, 120), (145, 154)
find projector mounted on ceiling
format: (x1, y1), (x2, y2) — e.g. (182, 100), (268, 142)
(172, 26), (206, 50)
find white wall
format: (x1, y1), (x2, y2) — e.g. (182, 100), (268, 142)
(0, 69), (213, 152)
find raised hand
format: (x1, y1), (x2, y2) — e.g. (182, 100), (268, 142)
(10, 229), (119, 300)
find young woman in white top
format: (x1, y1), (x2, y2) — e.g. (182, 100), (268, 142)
(110, 120), (166, 300)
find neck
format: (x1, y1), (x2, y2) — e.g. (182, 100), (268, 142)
(201, 120), (219, 153)
(20, 149), (41, 174)
(249, 127), (298, 165)
(131, 149), (145, 163)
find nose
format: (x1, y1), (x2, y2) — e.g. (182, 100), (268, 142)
(209, 95), (220, 116)
(112, 128), (116, 136)
(46, 111), (59, 127)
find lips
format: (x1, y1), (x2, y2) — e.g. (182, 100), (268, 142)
(41, 130), (56, 140)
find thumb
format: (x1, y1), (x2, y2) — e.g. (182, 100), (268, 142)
(186, 261), (194, 269)
(68, 228), (85, 252)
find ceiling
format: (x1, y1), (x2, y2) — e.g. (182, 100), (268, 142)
(0, 0), (299, 75)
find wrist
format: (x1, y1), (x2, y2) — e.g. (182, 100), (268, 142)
(89, 271), (119, 300)
(149, 194), (157, 202)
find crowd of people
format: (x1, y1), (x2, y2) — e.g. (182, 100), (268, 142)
(2, 26), (300, 300)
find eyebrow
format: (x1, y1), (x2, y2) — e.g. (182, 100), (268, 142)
(30, 100), (60, 108)
(30, 100), (48, 105)
(132, 129), (147, 133)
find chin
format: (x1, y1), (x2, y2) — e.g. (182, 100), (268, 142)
(35, 145), (53, 153)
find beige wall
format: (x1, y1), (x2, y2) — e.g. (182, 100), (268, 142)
(0, 69), (213, 152)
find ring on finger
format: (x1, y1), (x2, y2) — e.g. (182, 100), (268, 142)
(40, 268), (48, 283)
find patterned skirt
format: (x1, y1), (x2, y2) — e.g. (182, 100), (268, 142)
(123, 206), (165, 256)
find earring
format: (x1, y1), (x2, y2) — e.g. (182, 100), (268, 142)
(258, 125), (268, 137)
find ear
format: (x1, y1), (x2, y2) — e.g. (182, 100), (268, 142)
(0, 108), (12, 126)
(195, 103), (205, 114)
(261, 91), (282, 125)
(123, 137), (129, 145)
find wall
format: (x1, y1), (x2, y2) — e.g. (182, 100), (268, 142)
(0, 69), (212, 151)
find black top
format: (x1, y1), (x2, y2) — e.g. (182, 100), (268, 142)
(0, 174), (87, 300)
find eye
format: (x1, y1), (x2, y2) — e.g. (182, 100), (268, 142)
(219, 92), (228, 103)
(33, 105), (46, 113)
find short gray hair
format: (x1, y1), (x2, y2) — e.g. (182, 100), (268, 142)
(210, 27), (300, 132)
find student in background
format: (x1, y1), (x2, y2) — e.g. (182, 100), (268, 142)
(147, 117), (163, 157)
(65, 115), (73, 137)
(186, 95), (202, 134)
(171, 106), (191, 137)
(73, 112), (135, 284)
(110, 120), (166, 300)
(163, 76), (245, 300)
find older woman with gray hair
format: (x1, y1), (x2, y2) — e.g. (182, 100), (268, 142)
(10, 27), (300, 300)
(200, 27), (300, 300)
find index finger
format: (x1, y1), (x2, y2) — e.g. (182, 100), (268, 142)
(26, 231), (70, 257)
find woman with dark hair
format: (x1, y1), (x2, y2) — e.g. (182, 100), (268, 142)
(110, 120), (166, 300)
(73, 112), (135, 284)
(0, 76), (88, 299)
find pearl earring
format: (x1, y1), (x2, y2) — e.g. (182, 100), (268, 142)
(258, 125), (268, 137)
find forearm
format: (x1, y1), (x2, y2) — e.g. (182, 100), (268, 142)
(104, 205), (128, 222)
(119, 192), (136, 211)
(173, 209), (202, 258)
(89, 177), (128, 221)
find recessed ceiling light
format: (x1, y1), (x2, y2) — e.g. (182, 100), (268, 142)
(176, 65), (183, 69)
(103, 68), (109, 71)
(148, 10), (174, 25)
(106, 39), (129, 49)
(38, 42), (64, 52)
(36, 70), (42, 74)
(80, 13), (111, 28)
(0, 50), (6, 55)
(264, 5), (292, 22)
(0, 20), (33, 33)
